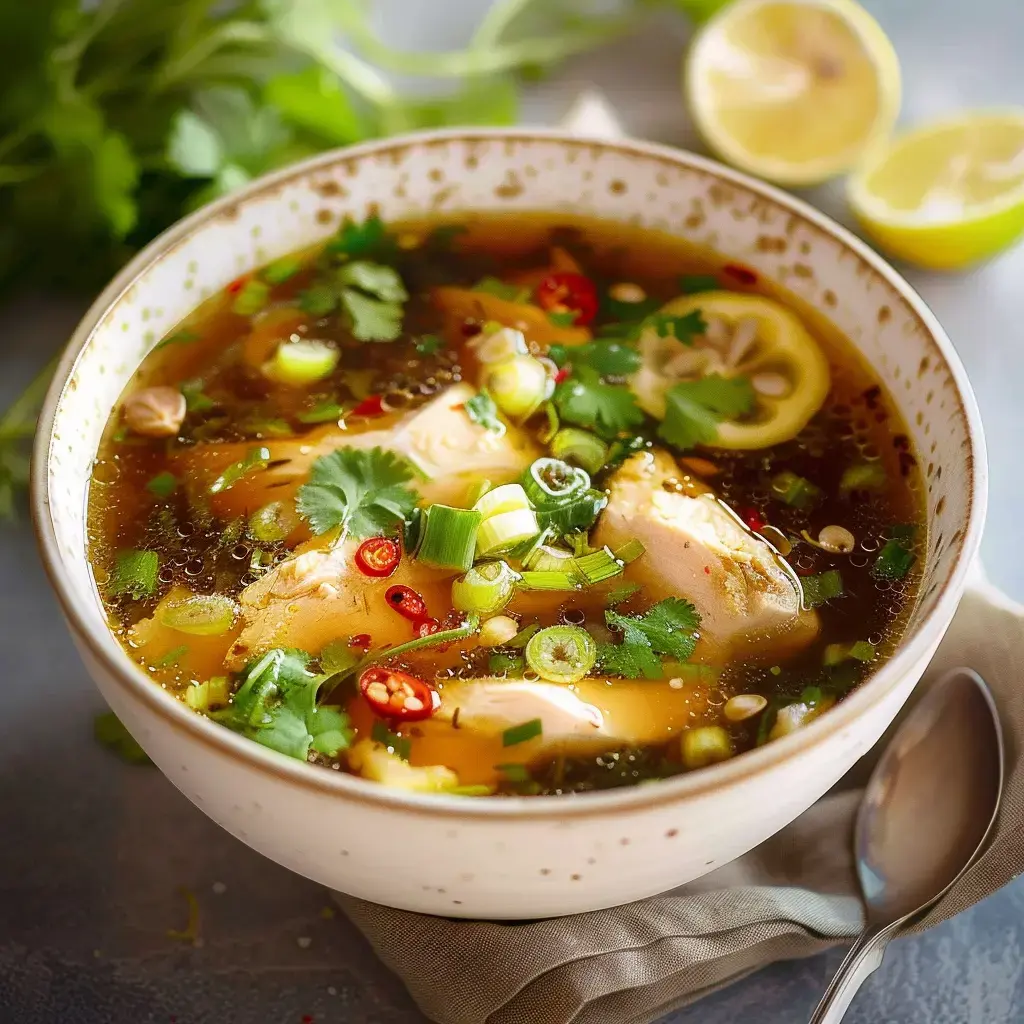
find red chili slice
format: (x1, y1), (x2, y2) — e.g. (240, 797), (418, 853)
(414, 617), (441, 639)
(553, 367), (571, 385)
(349, 633), (372, 651)
(354, 537), (400, 578)
(359, 667), (438, 722)
(226, 275), (248, 295)
(385, 585), (428, 622)
(351, 395), (387, 418)
(739, 506), (764, 532)
(535, 272), (599, 327)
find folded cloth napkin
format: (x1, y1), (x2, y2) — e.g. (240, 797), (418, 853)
(335, 566), (1023, 1024)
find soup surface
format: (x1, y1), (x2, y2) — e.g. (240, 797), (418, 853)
(88, 212), (924, 796)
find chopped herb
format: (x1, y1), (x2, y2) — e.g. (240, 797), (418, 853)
(318, 639), (360, 677)
(371, 720), (411, 760)
(231, 278), (270, 316)
(326, 214), (394, 259)
(801, 570), (844, 608)
(772, 470), (823, 510)
(534, 488), (607, 534)
(261, 257), (303, 285)
(555, 339), (641, 376)
(94, 711), (151, 765)
(240, 417), (292, 439)
(212, 648), (352, 760)
(606, 434), (648, 468)
(154, 328), (199, 351)
(180, 379), (214, 413)
(599, 598), (701, 679)
(502, 717), (543, 747)
(679, 274), (719, 294)
(488, 651), (525, 674)
(824, 640), (876, 666)
(155, 644), (189, 668)
(495, 762), (532, 783)
(108, 549), (159, 600)
(602, 309), (707, 344)
(450, 784), (498, 797)
(605, 582), (641, 606)
(547, 310), (578, 327)
(146, 471), (178, 498)
(872, 525), (917, 580)
(298, 282), (337, 317)
(296, 447), (420, 539)
(298, 400), (347, 424)
(554, 366), (644, 438)
(473, 276), (529, 302)
(465, 390), (505, 435)
(210, 446), (270, 495)
(658, 374), (755, 451)
(299, 260), (409, 342)
(506, 623), (540, 649)
(603, 295), (661, 323)
(415, 333), (444, 356)
(840, 462), (886, 493)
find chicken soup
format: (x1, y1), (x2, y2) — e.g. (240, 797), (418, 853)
(88, 213), (924, 795)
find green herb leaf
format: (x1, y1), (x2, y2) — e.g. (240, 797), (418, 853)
(679, 274), (720, 294)
(296, 447), (420, 538)
(561, 339), (641, 376)
(371, 720), (411, 760)
(155, 644), (189, 668)
(180, 379), (215, 413)
(318, 639), (360, 677)
(108, 549), (159, 600)
(801, 570), (844, 608)
(146, 471), (178, 498)
(548, 310), (578, 327)
(94, 712), (151, 765)
(327, 214), (393, 259)
(658, 375), (755, 451)
(599, 598), (701, 679)
(416, 334), (444, 355)
(465, 390), (505, 435)
(210, 446), (270, 495)
(602, 309), (707, 344)
(261, 257), (303, 285)
(264, 66), (368, 146)
(872, 525), (917, 580)
(474, 276), (528, 302)
(554, 367), (644, 439)
(502, 718), (543, 747)
(297, 400), (347, 424)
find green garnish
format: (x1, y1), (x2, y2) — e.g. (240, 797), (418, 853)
(213, 648), (352, 760)
(231, 278), (270, 316)
(146, 471), (178, 498)
(108, 549), (160, 600)
(154, 644), (189, 668)
(605, 582), (641, 606)
(415, 334), (444, 356)
(547, 310), (578, 327)
(359, 616), (480, 669)
(549, 427), (608, 476)
(840, 462), (886, 493)
(658, 374), (755, 451)
(551, 339), (641, 376)
(371, 720), (411, 761)
(488, 651), (525, 674)
(94, 711), (151, 765)
(872, 525), (917, 580)
(296, 447), (420, 539)
(823, 640), (876, 666)
(416, 504), (482, 572)
(573, 547), (624, 585)
(502, 718), (543, 747)
(506, 623), (540, 649)
(297, 400), (348, 424)
(801, 570), (844, 608)
(209, 446), (270, 495)
(526, 625), (597, 683)
(261, 256), (303, 285)
(318, 639), (361, 678)
(554, 366), (645, 439)
(184, 675), (231, 712)
(473, 276), (529, 302)
(156, 593), (237, 636)
(452, 561), (520, 616)
(327, 214), (395, 259)
(679, 274), (720, 294)
(599, 598), (701, 679)
(180, 379), (215, 413)
(495, 762), (532, 783)
(300, 260), (409, 342)
(601, 309), (706, 344)
(154, 329), (200, 351)
(614, 539), (646, 564)
(465, 390), (505, 435)
(518, 570), (579, 591)
(771, 470), (823, 510)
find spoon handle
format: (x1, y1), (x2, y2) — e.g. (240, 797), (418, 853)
(808, 924), (894, 1024)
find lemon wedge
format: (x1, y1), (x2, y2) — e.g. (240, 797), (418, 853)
(685, 0), (901, 186)
(631, 292), (830, 449)
(848, 110), (1024, 270)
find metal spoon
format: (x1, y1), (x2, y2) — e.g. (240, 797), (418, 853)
(809, 667), (1004, 1023)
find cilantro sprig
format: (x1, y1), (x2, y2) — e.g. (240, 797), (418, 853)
(554, 367), (644, 439)
(598, 598), (701, 679)
(296, 447), (420, 539)
(657, 375), (755, 451)
(599, 310), (707, 345)
(299, 259), (409, 342)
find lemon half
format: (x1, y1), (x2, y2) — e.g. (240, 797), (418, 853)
(848, 109), (1024, 269)
(685, 0), (901, 186)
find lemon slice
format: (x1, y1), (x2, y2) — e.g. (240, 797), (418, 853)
(631, 292), (830, 449)
(685, 0), (901, 186)
(848, 110), (1024, 270)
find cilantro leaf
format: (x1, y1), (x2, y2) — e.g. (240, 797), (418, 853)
(299, 260), (408, 341)
(465, 390), (505, 435)
(599, 598), (702, 679)
(296, 447), (420, 538)
(108, 549), (160, 600)
(679, 274), (720, 294)
(558, 340), (641, 376)
(600, 310), (707, 344)
(415, 334), (443, 355)
(210, 446), (270, 494)
(213, 648), (352, 760)
(473, 276), (529, 302)
(554, 367), (644, 439)
(327, 214), (394, 259)
(658, 375), (755, 451)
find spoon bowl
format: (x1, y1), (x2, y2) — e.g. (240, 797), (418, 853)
(810, 667), (1004, 1023)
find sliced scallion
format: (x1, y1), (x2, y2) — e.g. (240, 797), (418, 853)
(801, 569), (844, 608)
(573, 547), (623, 585)
(506, 623), (540, 649)
(522, 457), (590, 507)
(550, 427), (609, 476)
(501, 717), (543, 747)
(157, 594), (238, 636)
(681, 726), (733, 769)
(261, 257), (303, 285)
(486, 354), (552, 420)
(417, 504), (482, 572)
(248, 501), (300, 543)
(495, 762), (532, 782)
(518, 570), (580, 591)
(451, 561), (520, 615)
(472, 326), (528, 364)
(232, 278), (270, 316)
(840, 462), (886, 493)
(524, 544), (575, 572)
(488, 651), (525, 674)
(473, 482), (531, 520)
(476, 508), (540, 557)
(613, 539), (646, 565)
(526, 625), (597, 683)
(872, 525), (916, 580)
(824, 640), (876, 666)
(185, 675), (230, 711)
(771, 470), (822, 510)
(210, 446), (270, 495)
(266, 340), (339, 386)
(146, 471), (178, 498)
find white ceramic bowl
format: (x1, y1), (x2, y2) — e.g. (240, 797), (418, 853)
(33, 130), (986, 919)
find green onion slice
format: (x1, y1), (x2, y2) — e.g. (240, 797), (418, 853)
(248, 501), (300, 543)
(476, 508), (540, 557)
(451, 561), (520, 615)
(502, 717), (543, 747)
(872, 525), (916, 580)
(157, 594), (238, 636)
(573, 547), (623, 585)
(771, 470), (822, 510)
(416, 504), (482, 572)
(522, 457), (590, 507)
(550, 427), (609, 476)
(840, 462), (886, 493)
(801, 569), (844, 608)
(473, 482), (532, 520)
(266, 339), (340, 386)
(486, 354), (551, 420)
(525, 625), (597, 683)
(518, 570), (580, 592)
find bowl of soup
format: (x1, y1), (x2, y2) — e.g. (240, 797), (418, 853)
(33, 130), (985, 919)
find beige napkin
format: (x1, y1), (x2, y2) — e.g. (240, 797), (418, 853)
(335, 565), (1023, 1024)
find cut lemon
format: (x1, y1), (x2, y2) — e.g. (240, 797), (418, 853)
(848, 110), (1024, 270)
(685, 0), (901, 186)
(631, 292), (830, 449)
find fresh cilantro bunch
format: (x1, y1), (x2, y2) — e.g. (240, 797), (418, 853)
(296, 446), (420, 538)
(213, 647), (353, 760)
(658, 374), (755, 450)
(598, 597), (701, 679)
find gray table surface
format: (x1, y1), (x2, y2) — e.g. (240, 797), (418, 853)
(3, 1), (1024, 1021)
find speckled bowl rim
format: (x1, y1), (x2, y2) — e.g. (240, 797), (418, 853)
(32, 128), (987, 822)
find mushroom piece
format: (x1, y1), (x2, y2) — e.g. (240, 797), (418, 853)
(122, 386), (186, 437)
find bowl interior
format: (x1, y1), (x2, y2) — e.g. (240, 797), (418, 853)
(39, 130), (982, 755)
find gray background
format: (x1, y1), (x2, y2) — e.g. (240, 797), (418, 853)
(3, 1), (1024, 1021)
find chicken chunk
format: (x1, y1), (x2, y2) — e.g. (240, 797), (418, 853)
(225, 537), (455, 670)
(592, 451), (819, 664)
(172, 382), (541, 526)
